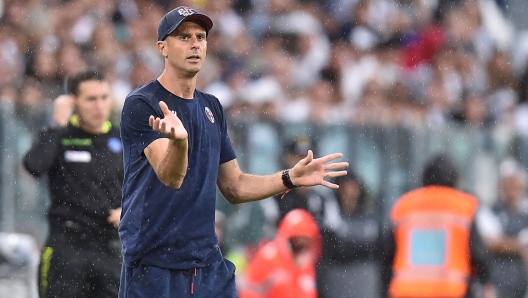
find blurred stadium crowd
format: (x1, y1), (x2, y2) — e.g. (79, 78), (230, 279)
(1, 0), (527, 132)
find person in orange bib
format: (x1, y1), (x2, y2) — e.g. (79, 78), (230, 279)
(238, 209), (322, 298)
(381, 154), (496, 298)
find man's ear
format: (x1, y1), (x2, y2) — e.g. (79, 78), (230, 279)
(72, 95), (79, 112)
(157, 41), (168, 58)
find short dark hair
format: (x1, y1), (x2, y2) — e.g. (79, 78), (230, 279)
(422, 154), (458, 187)
(66, 69), (106, 96)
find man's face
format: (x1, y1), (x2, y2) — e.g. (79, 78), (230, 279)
(289, 236), (312, 254)
(162, 21), (207, 77)
(289, 236), (314, 268)
(501, 175), (525, 204)
(75, 80), (112, 132)
(338, 180), (361, 211)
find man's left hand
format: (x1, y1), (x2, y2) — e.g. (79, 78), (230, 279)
(290, 150), (348, 189)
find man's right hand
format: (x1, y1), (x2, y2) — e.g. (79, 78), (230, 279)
(52, 95), (75, 127)
(149, 101), (188, 141)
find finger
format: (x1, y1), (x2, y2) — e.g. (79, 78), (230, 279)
(325, 170), (348, 178)
(325, 162), (350, 170)
(321, 180), (339, 189)
(161, 121), (167, 134)
(159, 101), (171, 116)
(300, 150), (314, 166)
(149, 115), (154, 127)
(152, 118), (161, 131)
(319, 153), (344, 163)
(170, 126), (176, 139)
(150, 118), (158, 130)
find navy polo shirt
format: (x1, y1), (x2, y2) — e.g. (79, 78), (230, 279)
(119, 80), (236, 269)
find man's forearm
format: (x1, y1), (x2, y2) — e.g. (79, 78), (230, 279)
(223, 171), (289, 204)
(154, 139), (188, 189)
(23, 128), (59, 176)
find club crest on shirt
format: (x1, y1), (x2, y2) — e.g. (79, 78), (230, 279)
(178, 7), (196, 17)
(205, 107), (215, 123)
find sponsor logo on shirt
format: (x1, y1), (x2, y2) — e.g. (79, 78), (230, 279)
(205, 107), (215, 123)
(64, 150), (91, 163)
(61, 138), (92, 146)
(108, 137), (122, 153)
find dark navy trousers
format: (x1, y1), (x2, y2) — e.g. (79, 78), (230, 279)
(119, 258), (238, 298)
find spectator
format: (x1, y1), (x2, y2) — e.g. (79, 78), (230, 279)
(451, 90), (492, 128)
(382, 154), (496, 298)
(238, 209), (322, 298)
(476, 157), (528, 298)
(22, 69), (123, 298)
(317, 169), (382, 298)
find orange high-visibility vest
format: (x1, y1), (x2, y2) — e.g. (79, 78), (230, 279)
(389, 186), (478, 298)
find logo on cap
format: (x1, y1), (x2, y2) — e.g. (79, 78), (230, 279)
(178, 7), (197, 17)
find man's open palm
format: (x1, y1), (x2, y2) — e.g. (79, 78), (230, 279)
(149, 101), (188, 140)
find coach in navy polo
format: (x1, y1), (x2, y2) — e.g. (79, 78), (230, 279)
(118, 6), (348, 298)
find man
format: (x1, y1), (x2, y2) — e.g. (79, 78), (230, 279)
(23, 69), (123, 298)
(238, 209), (322, 298)
(317, 169), (382, 298)
(476, 158), (528, 298)
(118, 6), (348, 298)
(382, 155), (496, 298)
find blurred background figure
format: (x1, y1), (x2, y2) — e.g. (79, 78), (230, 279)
(476, 157), (528, 298)
(316, 169), (382, 298)
(238, 209), (321, 298)
(215, 209), (227, 253)
(23, 70), (123, 298)
(382, 154), (496, 298)
(0, 233), (40, 298)
(273, 136), (332, 223)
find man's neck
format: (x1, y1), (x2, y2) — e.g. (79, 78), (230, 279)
(158, 70), (197, 99)
(78, 121), (104, 134)
(71, 114), (110, 134)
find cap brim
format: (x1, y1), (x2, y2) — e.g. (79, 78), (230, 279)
(164, 14), (213, 40)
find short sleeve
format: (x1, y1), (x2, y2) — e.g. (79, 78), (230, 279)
(218, 103), (236, 164)
(121, 96), (164, 155)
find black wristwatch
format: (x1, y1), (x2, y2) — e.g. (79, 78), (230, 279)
(281, 169), (298, 189)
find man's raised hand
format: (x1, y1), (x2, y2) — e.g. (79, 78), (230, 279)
(149, 101), (188, 141)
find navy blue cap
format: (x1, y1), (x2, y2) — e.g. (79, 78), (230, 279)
(157, 6), (213, 41)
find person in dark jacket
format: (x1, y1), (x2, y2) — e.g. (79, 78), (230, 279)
(476, 158), (528, 298)
(316, 169), (382, 298)
(23, 69), (123, 298)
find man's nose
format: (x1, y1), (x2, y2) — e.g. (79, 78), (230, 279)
(190, 36), (201, 49)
